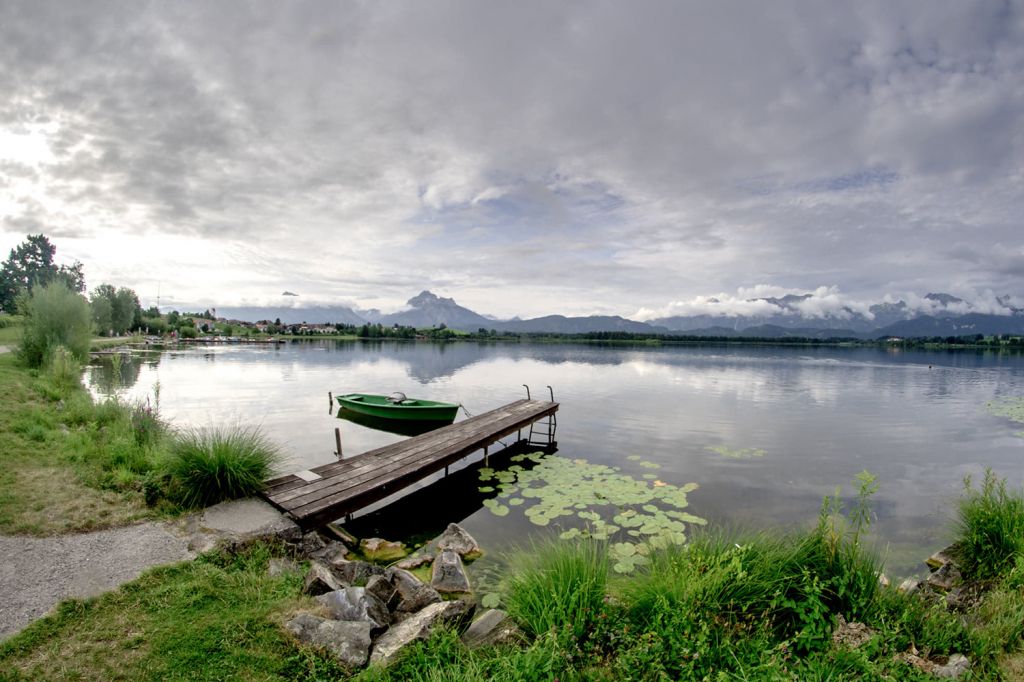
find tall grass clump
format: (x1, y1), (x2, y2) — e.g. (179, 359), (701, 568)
(164, 426), (281, 508)
(503, 539), (608, 646)
(45, 345), (81, 396)
(954, 469), (1024, 581)
(17, 282), (92, 368)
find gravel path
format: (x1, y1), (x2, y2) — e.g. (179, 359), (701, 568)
(0, 522), (195, 640)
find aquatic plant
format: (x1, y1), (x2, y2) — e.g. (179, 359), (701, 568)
(706, 444), (766, 459)
(986, 396), (1024, 437)
(480, 452), (705, 573)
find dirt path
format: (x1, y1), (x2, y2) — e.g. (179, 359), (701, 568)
(0, 521), (195, 640)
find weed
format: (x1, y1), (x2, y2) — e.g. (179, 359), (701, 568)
(954, 469), (1024, 581)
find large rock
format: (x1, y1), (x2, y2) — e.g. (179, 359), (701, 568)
(360, 537), (407, 562)
(331, 559), (386, 586)
(297, 531), (328, 556)
(365, 574), (398, 610)
(926, 562), (962, 592)
(925, 545), (958, 571)
(435, 523), (482, 560)
(315, 587), (390, 630)
(431, 550), (471, 594)
(196, 497), (302, 544)
(303, 561), (343, 595)
(387, 567), (442, 615)
(461, 609), (526, 648)
(285, 613), (372, 669)
(369, 600), (475, 666)
(395, 553), (434, 571)
(310, 540), (350, 565)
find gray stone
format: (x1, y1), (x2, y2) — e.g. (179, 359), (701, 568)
(285, 613), (372, 669)
(898, 577), (921, 594)
(925, 545), (958, 571)
(396, 553), (434, 571)
(935, 654), (971, 679)
(370, 600), (475, 666)
(309, 540), (350, 564)
(435, 523), (482, 560)
(332, 559), (386, 586)
(268, 557), (301, 578)
(431, 550), (471, 594)
(198, 498), (302, 542)
(387, 567), (442, 614)
(365, 574), (398, 610)
(831, 614), (874, 650)
(926, 562), (962, 591)
(315, 587), (390, 629)
(303, 561), (343, 595)
(461, 609), (526, 648)
(360, 537), (407, 562)
(298, 531), (328, 556)
(324, 523), (359, 547)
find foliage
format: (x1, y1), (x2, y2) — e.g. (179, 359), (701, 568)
(17, 281), (93, 368)
(954, 469), (1024, 581)
(90, 283), (142, 336)
(0, 234), (84, 314)
(163, 426), (281, 508)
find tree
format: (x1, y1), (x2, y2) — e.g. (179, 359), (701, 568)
(90, 283), (141, 335)
(0, 234), (85, 313)
(18, 282), (92, 367)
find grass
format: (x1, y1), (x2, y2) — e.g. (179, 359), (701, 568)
(0, 542), (345, 681)
(162, 426), (282, 508)
(954, 469), (1024, 581)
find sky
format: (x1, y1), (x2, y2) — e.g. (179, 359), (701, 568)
(1, 1), (1022, 321)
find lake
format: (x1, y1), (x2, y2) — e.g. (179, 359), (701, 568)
(87, 340), (1024, 578)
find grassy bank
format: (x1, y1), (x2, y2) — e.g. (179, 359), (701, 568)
(0, 335), (280, 535)
(3, 474), (1024, 679)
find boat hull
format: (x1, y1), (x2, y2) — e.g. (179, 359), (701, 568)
(336, 393), (460, 421)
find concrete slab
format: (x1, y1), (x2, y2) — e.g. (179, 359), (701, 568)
(199, 497), (299, 536)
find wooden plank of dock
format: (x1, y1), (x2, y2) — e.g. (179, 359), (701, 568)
(261, 398), (558, 529)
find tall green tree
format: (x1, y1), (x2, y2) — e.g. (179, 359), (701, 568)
(0, 234), (85, 313)
(90, 283), (141, 335)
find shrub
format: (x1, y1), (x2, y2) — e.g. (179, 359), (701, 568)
(163, 426), (281, 508)
(45, 345), (82, 395)
(954, 469), (1024, 581)
(17, 282), (92, 368)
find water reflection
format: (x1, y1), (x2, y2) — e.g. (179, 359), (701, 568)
(85, 340), (1024, 577)
(336, 407), (454, 437)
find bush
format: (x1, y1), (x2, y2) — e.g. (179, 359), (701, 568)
(163, 426), (281, 508)
(45, 345), (81, 395)
(954, 469), (1024, 581)
(17, 282), (92, 368)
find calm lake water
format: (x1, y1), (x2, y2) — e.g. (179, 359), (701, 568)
(87, 341), (1024, 577)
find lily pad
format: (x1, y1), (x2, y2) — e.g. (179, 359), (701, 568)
(481, 593), (502, 608)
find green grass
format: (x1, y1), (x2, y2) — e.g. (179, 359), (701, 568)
(162, 426), (282, 508)
(0, 542), (344, 681)
(954, 469), (1024, 581)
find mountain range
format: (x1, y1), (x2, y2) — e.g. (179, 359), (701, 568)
(215, 290), (1024, 338)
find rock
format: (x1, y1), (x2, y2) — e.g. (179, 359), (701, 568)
(461, 609), (526, 648)
(877, 573), (890, 588)
(926, 562), (962, 592)
(831, 614), (875, 650)
(285, 613), (372, 669)
(396, 553), (434, 571)
(431, 550), (471, 594)
(925, 545), (958, 571)
(369, 600), (475, 666)
(360, 537), (407, 562)
(898, 577), (921, 594)
(268, 557), (301, 578)
(324, 523), (359, 546)
(435, 523), (482, 560)
(315, 587), (390, 630)
(297, 531), (328, 556)
(332, 559), (386, 586)
(309, 540), (350, 564)
(387, 567), (442, 615)
(896, 651), (937, 675)
(365, 574), (398, 610)
(935, 654), (971, 679)
(303, 561), (343, 595)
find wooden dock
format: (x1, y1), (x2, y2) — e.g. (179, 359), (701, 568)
(261, 398), (559, 529)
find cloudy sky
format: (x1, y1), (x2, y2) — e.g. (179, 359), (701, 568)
(1, 1), (1022, 319)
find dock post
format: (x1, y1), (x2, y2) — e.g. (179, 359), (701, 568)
(483, 445), (489, 467)
(328, 391), (333, 412)
(334, 428), (343, 458)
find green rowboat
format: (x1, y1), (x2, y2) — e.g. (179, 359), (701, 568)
(336, 392), (460, 422)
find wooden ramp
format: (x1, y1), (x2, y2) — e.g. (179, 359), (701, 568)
(261, 399), (558, 529)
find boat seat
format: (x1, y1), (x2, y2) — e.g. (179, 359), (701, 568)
(400, 400), (418, 405)
(347, 395), (363, 401)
